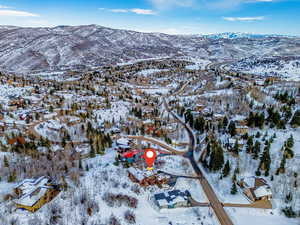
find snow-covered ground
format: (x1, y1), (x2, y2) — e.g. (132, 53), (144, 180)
(136, 69), (169, 76)
(93, 101), (130, 124)
(0, 84), (33, 107)
(185, 59), (211, 70)
(140, 87), (170, 95)
(0, 150), (216, 225)
(228, 57), (300, 81)
(35, 117), (87, 143)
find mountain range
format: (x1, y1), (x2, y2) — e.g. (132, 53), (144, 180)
(0, 25), (299, 73)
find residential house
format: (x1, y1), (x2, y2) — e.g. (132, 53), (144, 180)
(152, 190), (192, 210)
(236, 126), (249, 135)
(119, 149), (144, 163)
(14, 176), (60, 213)
(238, 176), (272, 202)
(116, 137), (132, 153)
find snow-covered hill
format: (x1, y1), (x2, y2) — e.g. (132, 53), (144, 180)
(227, 56), (300, 81)
(202, 32), (295, 40)
(0, 25), (299, 73)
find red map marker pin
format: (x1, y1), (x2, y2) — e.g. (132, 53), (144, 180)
(144, 148), (157, 171)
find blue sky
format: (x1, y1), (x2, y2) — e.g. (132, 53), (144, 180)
(0, 0), (299, 35)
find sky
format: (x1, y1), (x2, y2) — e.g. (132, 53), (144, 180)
(0, 0), (299, 35)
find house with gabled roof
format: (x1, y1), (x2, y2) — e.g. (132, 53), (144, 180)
(238, 176), (272, 202)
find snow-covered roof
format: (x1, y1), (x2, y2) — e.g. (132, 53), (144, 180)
(236, 125), (248, 129)
(243, 176), (256, 188)
(14, 176), (53, 207)
(46, 119), (63, 130)
(117, 138), (130, 146)
(254, 186), (272, 198)
(15, 187), (49, 207)
(154, 190), (191, 207)
(231, 114), (247, 121)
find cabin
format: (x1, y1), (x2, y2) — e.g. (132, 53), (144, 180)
(236, 126), (249, 135)
(238, 176), (272, 202)
(116, 137), (132, 153)
(152, 190), (192, 210)
(14, 176), (60, 213)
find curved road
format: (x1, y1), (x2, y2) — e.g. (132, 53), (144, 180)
(163, 98), (234, 225)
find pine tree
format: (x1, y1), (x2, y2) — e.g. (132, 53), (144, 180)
(222, 160), (231, 177)
(90, 143), (96, 158)
(230, 182), (237, 195)
(79, 158), (83, 170)
(253, 140), (261, 159)
(278, 156), (286, 174)
(223, 116), (228, 128)
(209, 142), (224, 171)
(8, 170), (17, 183)
(246, 136), (253, 154)
(228, 121), (236, 136)
(3, 156), (9, 167)
(286, 135), (294, 148)
(232, 139), (239, 155)
(259, 145), (271, 173)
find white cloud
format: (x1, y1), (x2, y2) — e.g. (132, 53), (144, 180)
(110, 9), (129, 13)
(204, 0), (277, 9)
(148, 0), (195, 9)
(0, 10), (39, 17)
(100, 8), (156, 15)
(0, 5), (10, 9)
(131, 8), (156, 15)
(223, 16), (265, 21)
(247, 0), (274, 2)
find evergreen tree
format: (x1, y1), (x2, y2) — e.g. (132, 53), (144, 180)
(223, 116), (228, 128)
(3, 156), (9, 167)
(232, 139), (239, 155)
(79, 158), (83, 170)
(90, 143), (96, 158)
(259, 145), (271, 174)
(230, 182), (237, 195)
(222, 160), (231, 177)
(8, 170), (17, 183)
(228, 121), (236, 136)
(194, 116), (205, 133)
(253, 140), (261, 159)
(246, 136), (254, 154)
(209, 142), (224, 171)
(286, 135), (294, 148)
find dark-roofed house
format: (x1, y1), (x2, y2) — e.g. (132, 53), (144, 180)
(152, 190), (192, 209)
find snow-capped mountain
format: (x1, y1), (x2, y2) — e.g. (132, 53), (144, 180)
(202, 32), (295, 40)
(0, 25), (299, 73)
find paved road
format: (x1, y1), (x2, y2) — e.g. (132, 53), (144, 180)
(163, 98), (234, 225)
(223, 200), (272, 209)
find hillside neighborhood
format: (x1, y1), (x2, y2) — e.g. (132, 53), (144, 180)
(0, 56), (299, 225)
